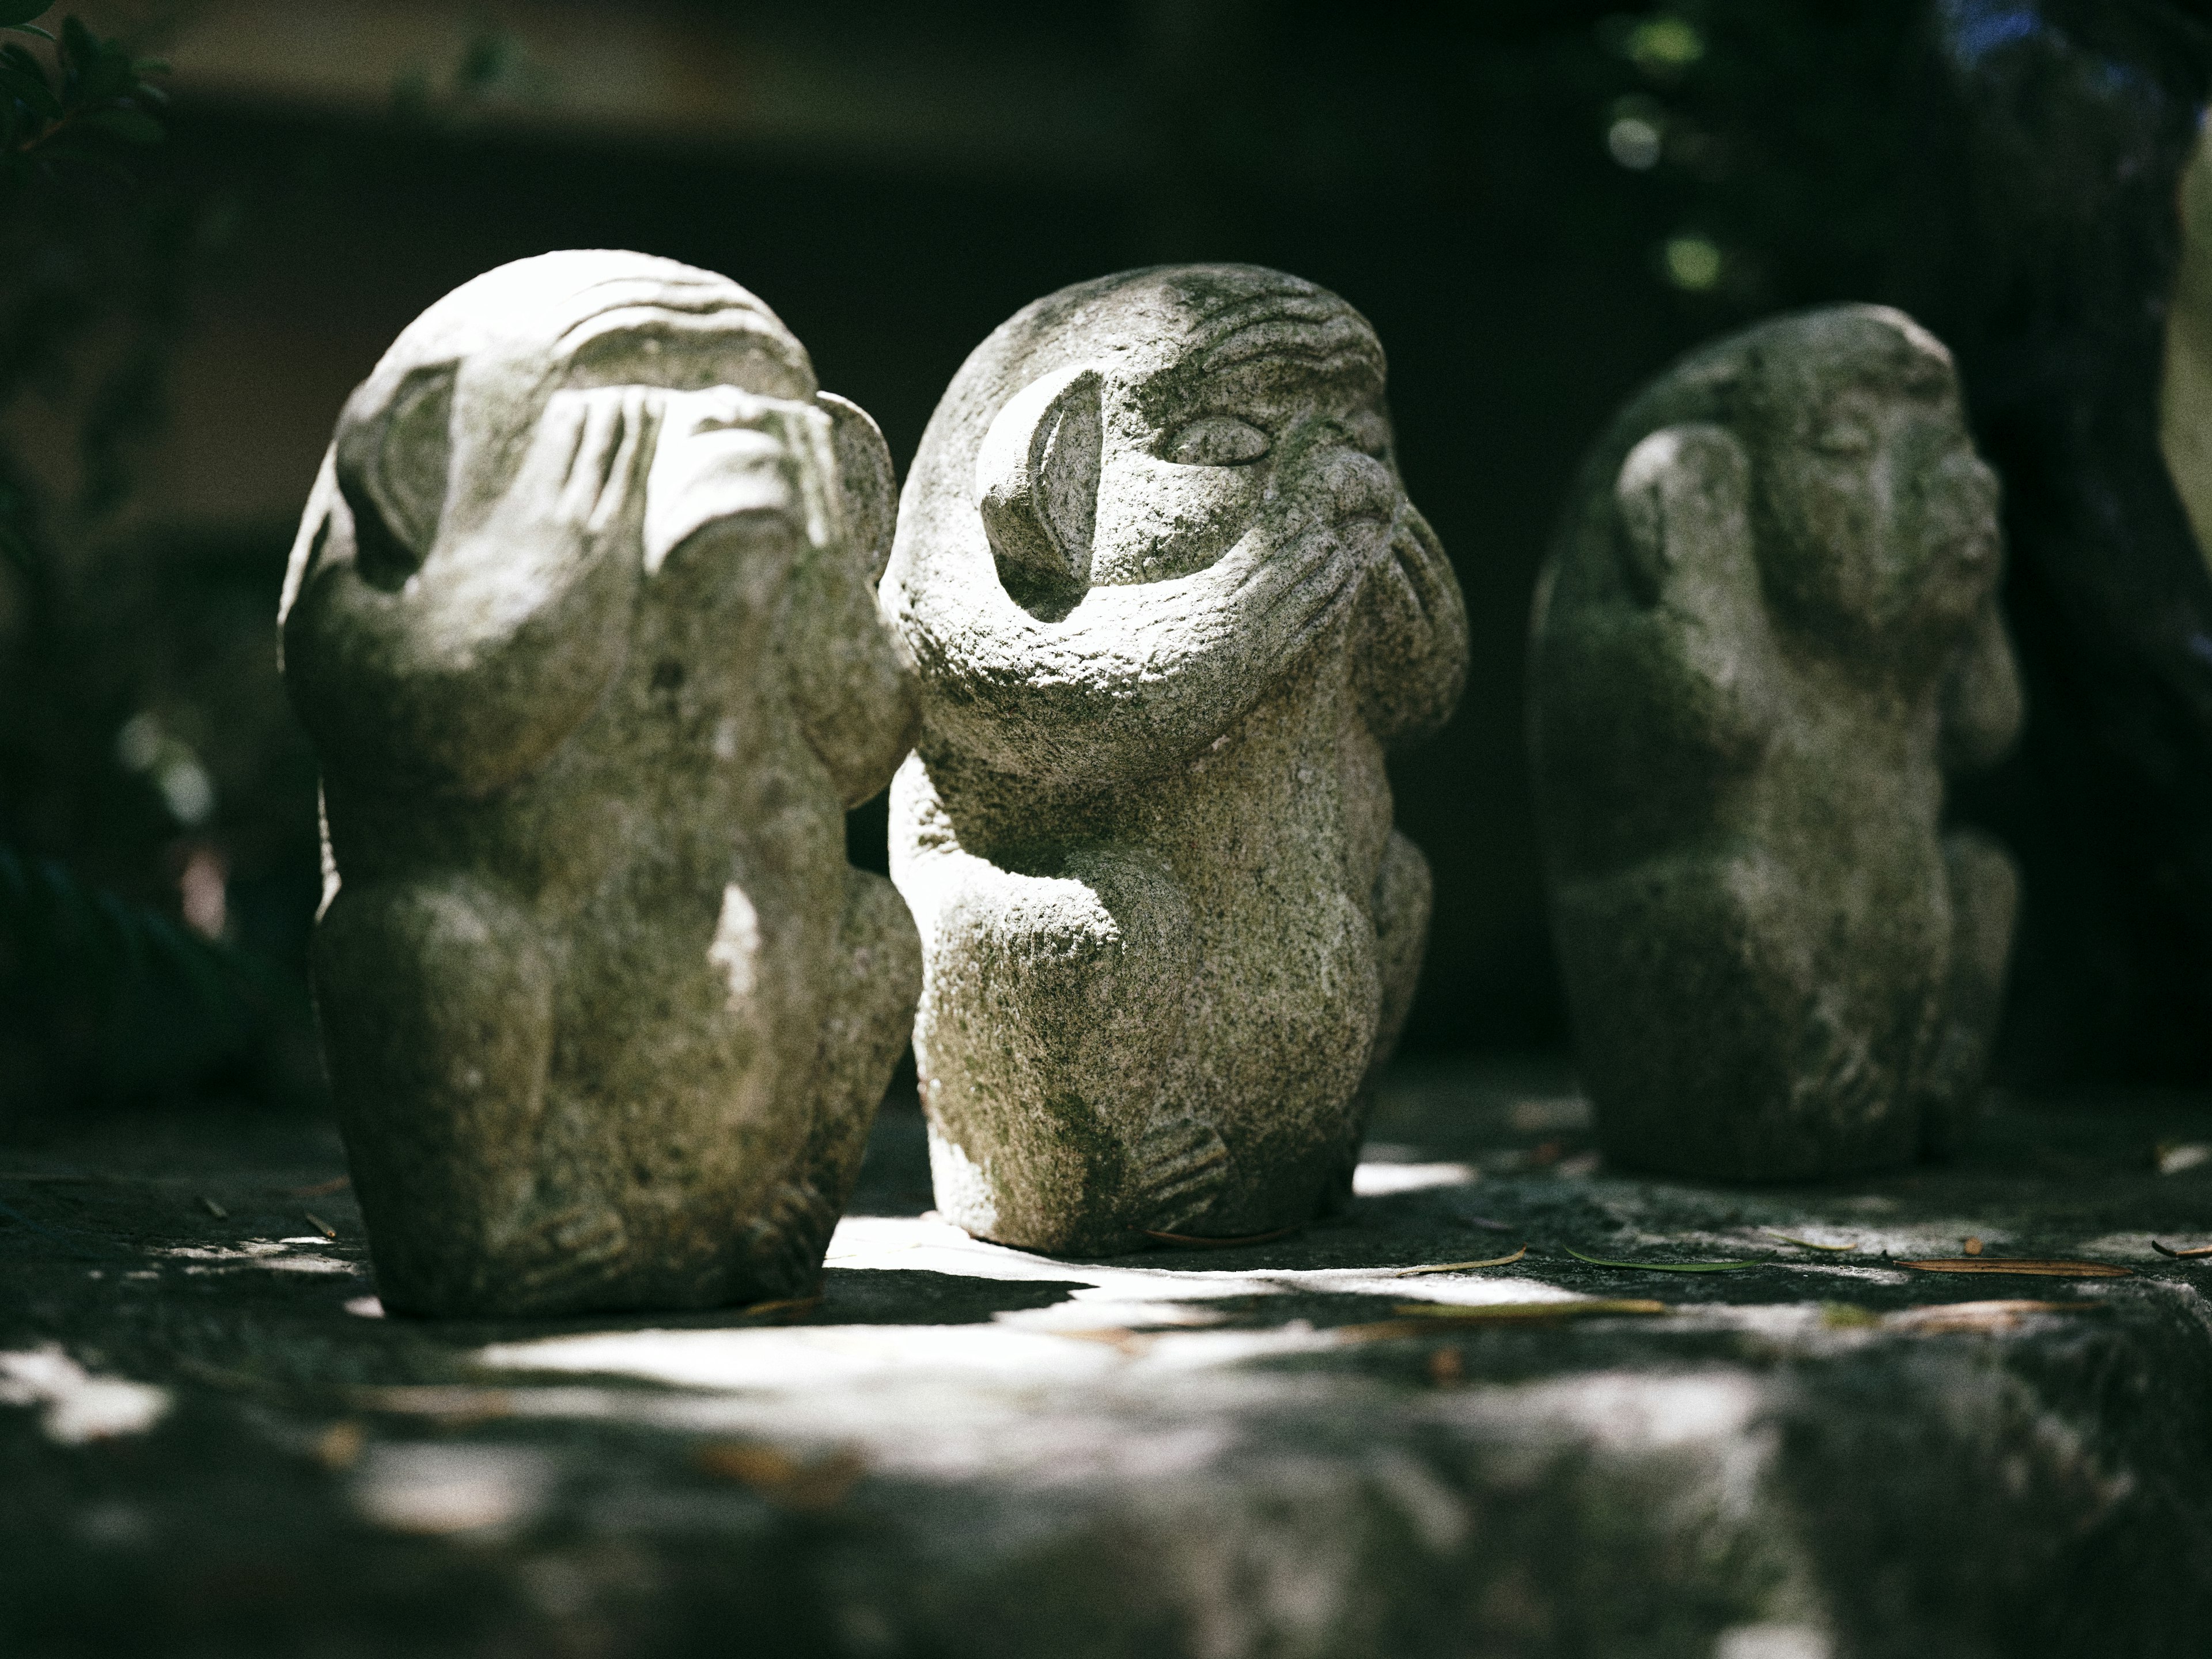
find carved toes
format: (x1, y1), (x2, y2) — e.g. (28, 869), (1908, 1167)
(1126, 1112), (1230, 1234)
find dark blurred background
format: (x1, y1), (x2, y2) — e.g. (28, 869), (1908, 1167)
(3, 0), (2152, 1116)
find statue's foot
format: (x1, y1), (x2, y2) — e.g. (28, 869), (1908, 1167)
(1127, 1112), (1229, 1235)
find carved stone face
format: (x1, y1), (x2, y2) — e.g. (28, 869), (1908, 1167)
(973, 267), (1411, 616)
(1747, 312), (2001, 643)
(287, 251), (896, 797)
(332, 251), (818, 584)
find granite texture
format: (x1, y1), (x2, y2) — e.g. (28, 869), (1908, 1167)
(5, 1067), (2212, 1658)
(882, 264), (1468, 1255)
(276, 251), (919, 1317)
(1529, 306), (2021, 1181)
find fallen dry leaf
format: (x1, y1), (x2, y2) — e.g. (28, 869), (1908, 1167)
(1387, 1245), (1528, 1277)
(738, 1294), (823, 1321)
(2152, 1239), (2212, 1259)
(1898, 1257), (2131, 1278)
(1338, 1299), (1669, 1341)
(338, 1385), (514, 1423)
(316, 1419), (365, 1470)
(1886, 1300), (2097, 1333)
(1388, 1298), (1667, 1319)
(1963, 1236), (1983, 1256)
(1051, 1327), (1157, 1355)
(696, 1442), (865, 1511)
(1765, 1230), (1858, 1252)
(1563, 1245), (1759, 1272)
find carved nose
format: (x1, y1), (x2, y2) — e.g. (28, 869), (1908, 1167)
(1921, 450), (1999, 539)
(1308, 444), (1397, 525)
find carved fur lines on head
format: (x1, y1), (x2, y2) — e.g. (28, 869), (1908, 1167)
(1178, 272), (1387, 382)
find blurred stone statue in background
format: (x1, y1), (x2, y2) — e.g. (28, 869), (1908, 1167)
(1530, 305), (2020, 1180)
(1895, 0), (2212, 1087)
(279, 251), (920, 1315)
(885, 264), (1467, 1254)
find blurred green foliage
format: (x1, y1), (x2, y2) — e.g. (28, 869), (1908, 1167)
(0, 3), (313, 1116)
(1590, 0), (1923, 314)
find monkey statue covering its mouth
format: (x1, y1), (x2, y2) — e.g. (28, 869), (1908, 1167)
(884, 264), (1468, 1255)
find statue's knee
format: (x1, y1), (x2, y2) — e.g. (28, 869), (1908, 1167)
(1047, 844), (1195, 979)
(944, 847), (1187, 987)
(840, 867), (922, 1019)
(1943, 827), (2019, 983)
(316, 879), (548, 1064)
(312, 876), (552, 1168)
(1373, 831), (1433, 946)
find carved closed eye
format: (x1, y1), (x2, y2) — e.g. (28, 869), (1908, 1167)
(1164, 415), (1271, 467)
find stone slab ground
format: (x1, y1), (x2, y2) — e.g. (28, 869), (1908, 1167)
(3, 1063), (2211, 1658)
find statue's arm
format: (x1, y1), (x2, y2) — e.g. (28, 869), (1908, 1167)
(1533, 425), (1781, 870)
(1939, 596), (2024, 774)
(1608, 423), (1782, 759)
(889, 504), (1370, 781)
(1353, 506), (1468, 747)
(786, 537), (922, 807)
(782, 393), (921, 808)
(281, 389), (655, 797)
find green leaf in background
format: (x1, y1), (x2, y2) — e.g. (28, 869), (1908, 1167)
(0, 59), (55, 118)
(79, 107), (161, 144)
(60, 19), (132, 103)
(1562, 1245), (1762, 1273)
(0, 0), (50, 40)
(0, 41), (48, 84)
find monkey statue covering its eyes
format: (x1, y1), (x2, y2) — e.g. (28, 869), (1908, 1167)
(1529, 304), (2022, 1180)
(279, 250), (921, 1315)
(883, 264), (1469, 1254)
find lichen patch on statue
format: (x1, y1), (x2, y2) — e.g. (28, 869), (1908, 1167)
(884, 264), (1468, 1254)
(1530, 304), (2021, 1180)
(279, 250), (921, 1315)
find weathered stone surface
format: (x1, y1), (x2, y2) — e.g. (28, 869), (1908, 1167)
(1530, 305), (2022, 1181)
(5, 1068), (2212, 1658)
(883, 264), (1468, 1254)
(277, 251), (920, 1317)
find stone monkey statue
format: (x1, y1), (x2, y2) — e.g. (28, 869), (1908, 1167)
(885, 264), (1468, 1254)
(1529, 305), (2021, 1180)
(279, 251), (920, 1315)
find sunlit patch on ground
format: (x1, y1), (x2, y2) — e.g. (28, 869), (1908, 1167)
(0, 1346), (169, 1444)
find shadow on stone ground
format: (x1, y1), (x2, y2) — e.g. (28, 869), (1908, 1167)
(5, 1062), (2212, 1658)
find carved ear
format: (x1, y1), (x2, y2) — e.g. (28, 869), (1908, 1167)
(1612, 423), (1752, 605)
(333, 361), (457, 592)
(975, 365), (1103, 618)
(816, 391), (897, 584)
